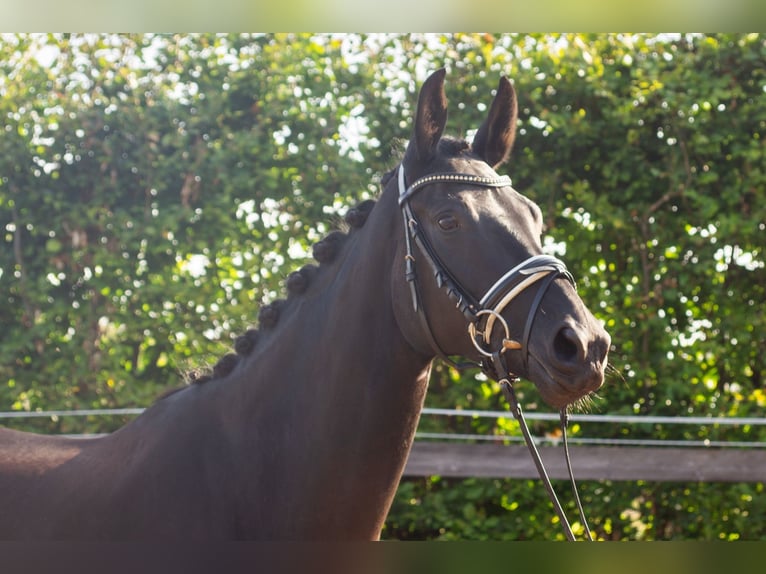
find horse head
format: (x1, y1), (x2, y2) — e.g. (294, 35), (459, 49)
(390, 69), (611, 409)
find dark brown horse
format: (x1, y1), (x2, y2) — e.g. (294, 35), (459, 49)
(0, 70), (610, 539)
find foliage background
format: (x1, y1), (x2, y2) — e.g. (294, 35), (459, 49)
(1, 33), (764, 540)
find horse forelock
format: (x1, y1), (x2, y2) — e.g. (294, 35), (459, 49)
(437, 136), (471, 156)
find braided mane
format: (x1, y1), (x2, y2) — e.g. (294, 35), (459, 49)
(163, 198), (378, 397)
(166, 136), (474, 397)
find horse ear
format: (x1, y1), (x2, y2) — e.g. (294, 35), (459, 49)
(472, 76), (518, 168)
(410, 68), (448, 163)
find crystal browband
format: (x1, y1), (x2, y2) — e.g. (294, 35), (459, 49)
(398, 172), (512, 205)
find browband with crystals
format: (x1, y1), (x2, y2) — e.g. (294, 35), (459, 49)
(398, 168), (512, 205)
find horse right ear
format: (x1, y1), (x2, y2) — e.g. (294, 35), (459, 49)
(472, 76), (518, 168)
(408, 68), (448, 163)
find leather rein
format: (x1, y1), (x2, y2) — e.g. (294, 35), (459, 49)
(398, 164), (592, 541)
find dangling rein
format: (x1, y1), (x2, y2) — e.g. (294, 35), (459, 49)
(398, 164), (592, 542)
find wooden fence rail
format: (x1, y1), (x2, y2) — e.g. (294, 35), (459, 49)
(3, 408), (764, 482)
(404, 442), (766, 483)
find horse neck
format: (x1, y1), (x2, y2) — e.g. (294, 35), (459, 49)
(216, 183), (434, 536)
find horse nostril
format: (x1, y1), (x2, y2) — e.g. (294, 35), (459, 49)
(553, 326), (586, 364)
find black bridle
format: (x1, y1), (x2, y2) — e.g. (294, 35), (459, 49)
(398, 164), (593, 542)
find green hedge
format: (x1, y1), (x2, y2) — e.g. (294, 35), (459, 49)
(1, 33), (764, 539)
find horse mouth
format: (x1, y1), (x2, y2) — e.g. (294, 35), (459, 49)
(526, 352), (606, 409)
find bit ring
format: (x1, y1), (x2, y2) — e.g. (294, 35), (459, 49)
(469, 309), (512, 357)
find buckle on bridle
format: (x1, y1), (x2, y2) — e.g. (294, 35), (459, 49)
(468, 309), (522, 358)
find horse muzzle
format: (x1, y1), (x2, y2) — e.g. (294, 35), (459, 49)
(530, 319), (611, 408)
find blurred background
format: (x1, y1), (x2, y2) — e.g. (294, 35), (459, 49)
(1, 33), (764, 540)
(2, 0), (764, 31)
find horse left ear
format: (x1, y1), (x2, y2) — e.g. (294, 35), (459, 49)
(410, 68), (448, 163)
(472, 76), (518, 168)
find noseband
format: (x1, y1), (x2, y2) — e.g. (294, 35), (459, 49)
(398, 164), (592, 541)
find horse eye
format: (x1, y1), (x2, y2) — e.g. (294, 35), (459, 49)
(437, 214), (459, 231)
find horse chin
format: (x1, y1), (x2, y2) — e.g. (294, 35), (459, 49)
(525, 353), (605, 410)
